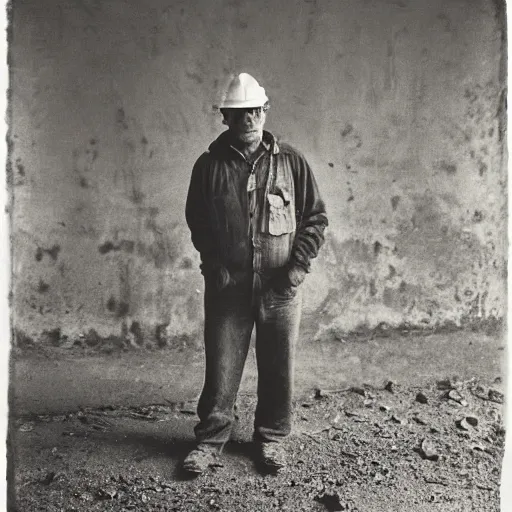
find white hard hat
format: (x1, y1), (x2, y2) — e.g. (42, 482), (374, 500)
(219, 72), (269, 109)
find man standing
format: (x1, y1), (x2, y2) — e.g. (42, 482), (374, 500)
(184, 72), (328, 473)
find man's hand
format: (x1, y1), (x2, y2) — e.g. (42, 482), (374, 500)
(272, 265), (307, 294)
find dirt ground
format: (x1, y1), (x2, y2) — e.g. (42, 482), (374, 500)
(10, 373), (505, 511)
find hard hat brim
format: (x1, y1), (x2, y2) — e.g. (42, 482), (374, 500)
(218, 96), (269, 109)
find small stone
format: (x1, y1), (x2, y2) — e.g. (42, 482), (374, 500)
(351, 386), (366, 397)
(466, 416), (478, 427)
(95, 487), (116, 500)
(315, 491), (345, 511)
(374, 473), (385, 483)
(436, 379), (454, 390)
(412, 415), (427, 425)
(41, 471), (57, 485)
(345, 410), (360, 417)
(457, 418), (470, 430)
(415, 392), (428, 404)
(315, 388), (328, 399)
(379, 405), (390, 412)
(384, 381), (394, 393)
(488, 389), (504, 404)
(329, 430), (342, 441)
(391, 415), (407, 425)
(141, 493), (149, 503)
(391, 445), (398, 452)
(419, 439), (439, 461)
(447, 390), (468, 406)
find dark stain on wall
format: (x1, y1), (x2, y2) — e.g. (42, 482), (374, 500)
(180, 257), (193, 269)
(117, 301), (129, 317)
(391, 195), (400, 211)
(373, 241), (382, 256)
(438, 161), (457, 174)
(98, 240), (136, 255)
(37, 279), (50, 293)
(155, 323), (170, 348)
(130, 187), (145, 204)
(106, 295), (130, 317)
(106, 296), (116, 312)
(473, 210), (484, 223)
(47, 244), (61, 260)
(341, 123), (353, 137)
(98, 232), (175, 268)
(15, 158), (25, 176)
(116, 107), (128, 130)
(43, 328), (61, 346)
(129, 321), (143, 345)
(35, 244), (61, 261)
(98, 241), (115, 254)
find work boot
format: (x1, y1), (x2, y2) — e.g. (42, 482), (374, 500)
(256, 441), (287, 471)
(182, 444), (222, 474)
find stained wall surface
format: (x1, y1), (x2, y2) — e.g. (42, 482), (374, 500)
(9, 0), (507, 345)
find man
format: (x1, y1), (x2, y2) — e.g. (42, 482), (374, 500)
(184, 72), (328, 473)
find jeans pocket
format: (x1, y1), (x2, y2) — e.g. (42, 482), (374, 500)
(270, 285), (298, 303)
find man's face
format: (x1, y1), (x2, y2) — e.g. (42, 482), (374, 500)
(222, 107), (267, 145)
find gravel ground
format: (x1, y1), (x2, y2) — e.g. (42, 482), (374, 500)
(10, 376), (505, 511)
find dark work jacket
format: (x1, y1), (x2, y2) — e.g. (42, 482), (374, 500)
(185, 130), (328, 288)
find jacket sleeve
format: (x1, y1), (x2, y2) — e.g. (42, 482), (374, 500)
(185, 154), (218, 273)
(286, 152), (328, 285)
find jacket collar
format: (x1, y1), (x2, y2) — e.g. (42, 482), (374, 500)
(208, 129), (280, 156)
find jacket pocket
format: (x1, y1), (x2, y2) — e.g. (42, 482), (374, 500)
(267, 188), (296, 236)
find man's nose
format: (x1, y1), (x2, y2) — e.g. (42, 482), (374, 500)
(243, 110), (255, 121)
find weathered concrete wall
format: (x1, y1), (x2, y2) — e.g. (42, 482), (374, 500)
(9, 0), (506, 346)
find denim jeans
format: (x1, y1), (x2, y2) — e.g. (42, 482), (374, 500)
(194, 276), (302, 446)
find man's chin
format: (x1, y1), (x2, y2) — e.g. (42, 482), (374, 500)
(237, 131), (261, 144)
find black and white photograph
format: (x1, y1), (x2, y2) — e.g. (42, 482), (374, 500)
(5, 0), (509, 510)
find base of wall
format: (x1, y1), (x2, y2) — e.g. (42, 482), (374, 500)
(11, 328), (505, 416)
